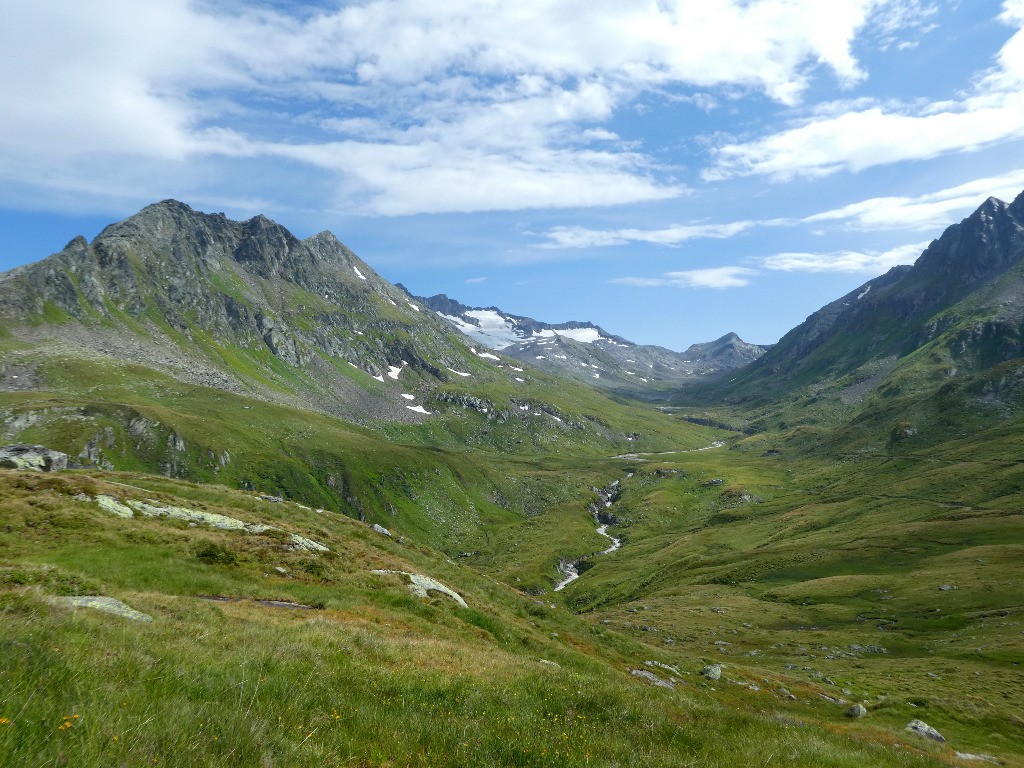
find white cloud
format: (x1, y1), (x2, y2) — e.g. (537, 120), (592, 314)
(0, 0), (918, 215)
(760, 241), (929, 273)
(465, 276), (488, 284)
(612, 266), (758, 289)
(539, 220), (756, 249)
(804, 170), (1024, 229)
(705, 2), (1024, 180)
(270, 141), (680, 215)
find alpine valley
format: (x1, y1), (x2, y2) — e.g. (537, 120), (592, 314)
(1, 195), (1023, 767)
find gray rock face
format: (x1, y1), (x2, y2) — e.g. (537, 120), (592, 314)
(700, 664), (722, 681)
(906, 719), (945, 742)
(0, 444), (68, 472)
(0, 200), (490, 425)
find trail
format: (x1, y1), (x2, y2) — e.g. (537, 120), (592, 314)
(612, 440), (724, 460)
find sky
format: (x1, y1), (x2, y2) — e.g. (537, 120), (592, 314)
(2, 1), (1024, 350)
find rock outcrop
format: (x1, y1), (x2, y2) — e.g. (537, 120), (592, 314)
(0, 444), (68, 472)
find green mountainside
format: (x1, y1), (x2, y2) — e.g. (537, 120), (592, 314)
(687, 191), (1024, 455)
(1, 197), (1023, 766)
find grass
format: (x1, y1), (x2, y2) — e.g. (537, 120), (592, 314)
(0, 469), (966, 767)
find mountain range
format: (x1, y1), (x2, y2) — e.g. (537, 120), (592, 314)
(409, 291), (769, 395)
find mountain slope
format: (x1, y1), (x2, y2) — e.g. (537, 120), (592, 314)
(414, 292), (768, 396)
(0, 200), (492, 423)
(718, 193), (1024, 396)
(691, 190), (1024, 451)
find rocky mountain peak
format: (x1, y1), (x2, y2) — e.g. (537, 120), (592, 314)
(911, 191), (1024, 300)
(712, 188), (1024, 403)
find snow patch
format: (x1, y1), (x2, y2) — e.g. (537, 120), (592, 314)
(857, 285), (872, 300)
(387, 363), (406, 380)
(515, 377), (525, 383)
(446, 367), (472, 377)
(406, 405), (432, 415)
(406, 301), (420, 312)
(372, 375), (385, 382)
(471, 348), (501, 361)
(439, 309), (524, 349)
(400, 393), (415, 400)
(353, 265), (367, 280)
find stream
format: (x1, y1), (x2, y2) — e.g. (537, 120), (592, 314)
(554, 480), (624, 592)
(553, 441), (725, 591)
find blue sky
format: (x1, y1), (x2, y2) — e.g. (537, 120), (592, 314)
(3, 1), (1024, 349)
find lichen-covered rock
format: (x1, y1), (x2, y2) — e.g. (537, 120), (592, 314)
(127, 499), (272, 532)
(92, 495), (329, 553)
(50, 595), (153, 622)
(288, 534), (330, 553)
(846, 704), (868, 718)
(96, 495), (134, 518)
(370, 570), (467, 607)
(630, 669), (674, 689)
(0, 444), (68, 472)
(906, 719), (945, 742)
(700, 664), (722, 681)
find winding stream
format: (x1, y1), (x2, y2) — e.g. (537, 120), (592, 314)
(554, 441), (725, 592)
(554, 482), (624, 592)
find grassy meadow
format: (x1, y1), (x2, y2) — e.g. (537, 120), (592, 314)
(0, 466), (981, 767)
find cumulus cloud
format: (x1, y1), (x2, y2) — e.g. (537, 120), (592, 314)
(705, 2), (1024, 180)
(760, 241), (929, 272)
(612, 266), (758, 289)
(0, 0), (913, 215)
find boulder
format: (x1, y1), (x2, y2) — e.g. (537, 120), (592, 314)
(906, 719), (945, 742)
(630, 669), (674, 689)
(700, 664), (723, 681)
(0, 444), (68, 472)
(846, 704), (868, 718)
